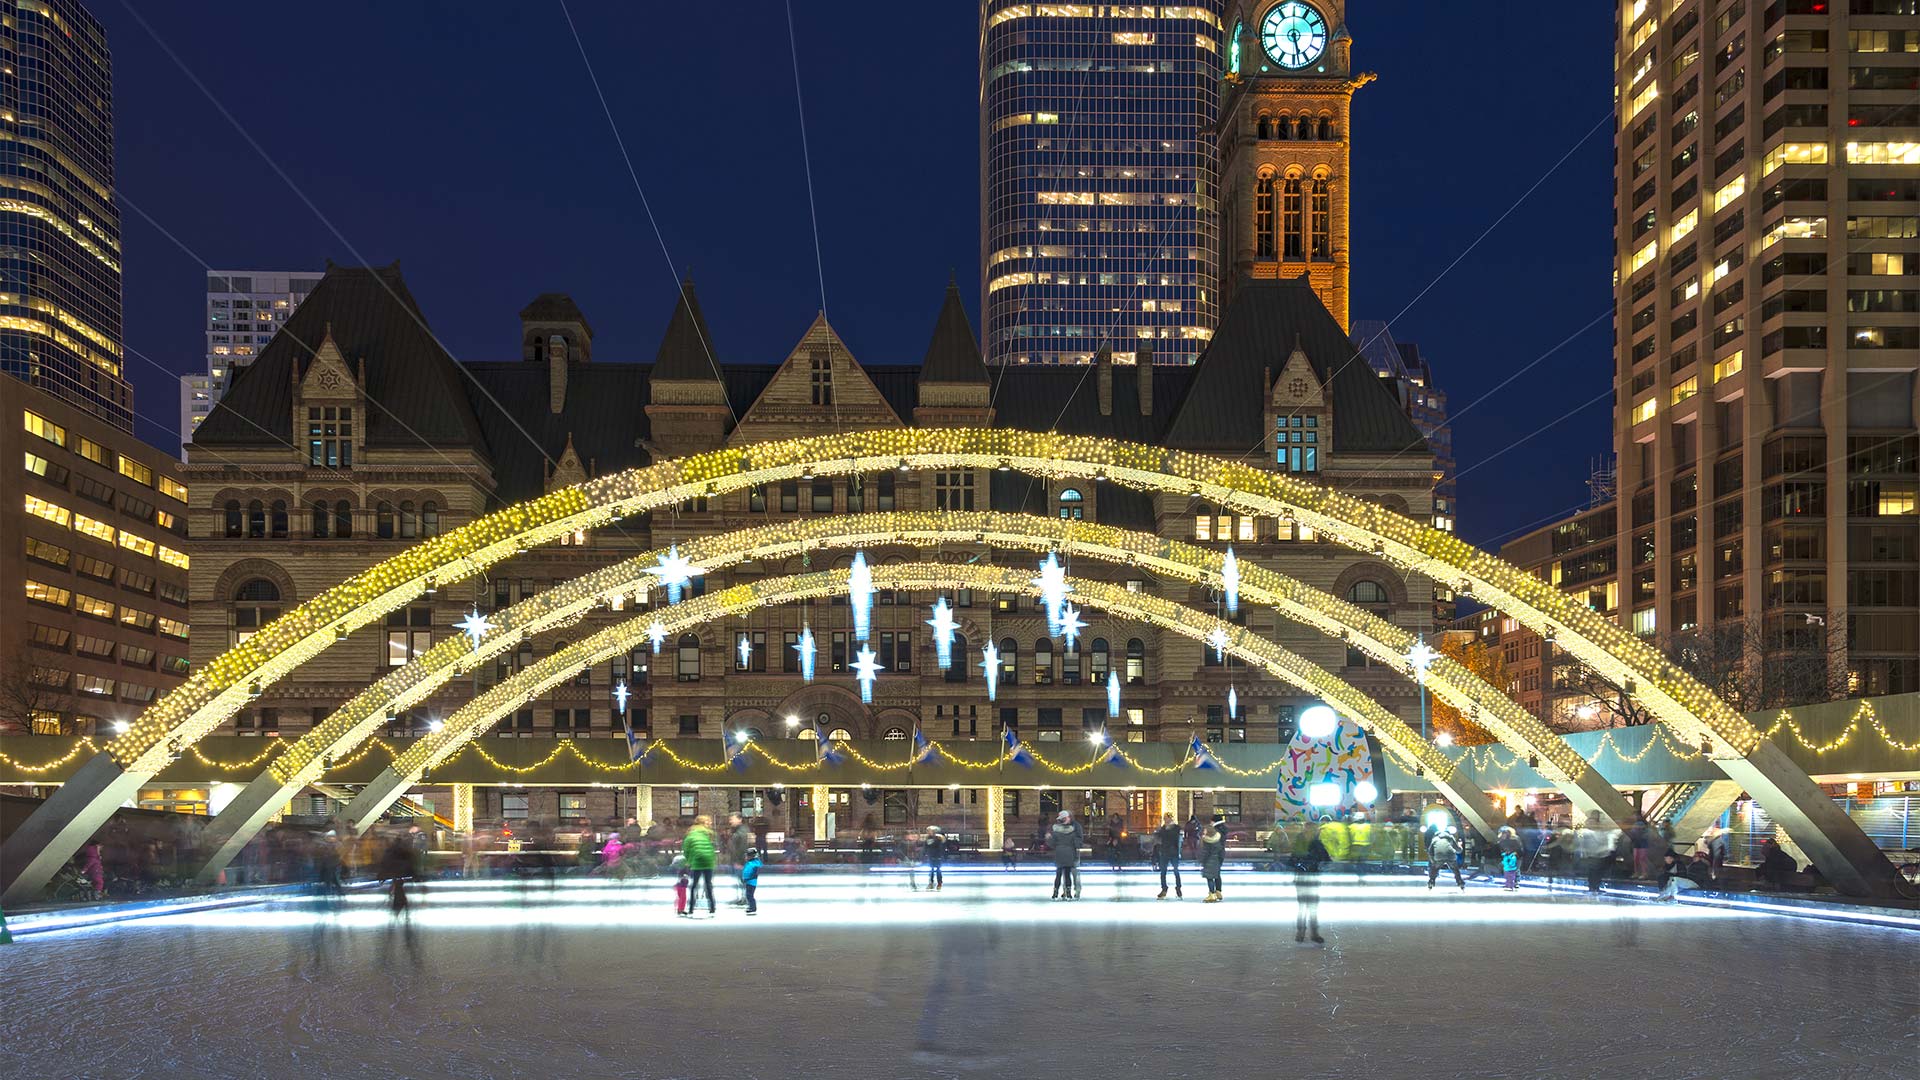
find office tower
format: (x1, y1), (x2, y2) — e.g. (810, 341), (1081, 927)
(980, 1), (1224, 365)
(1, 0), (129, 428)
(179, 271), (321, 450)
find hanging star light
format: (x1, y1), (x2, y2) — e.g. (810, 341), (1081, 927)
(1058, 602), (1086, 650)
(926, 597), (958, 669)
(1221, 546), (1240, 617)
(851, 645), (882, 704)
(611, 680), (631, 715)
(1227, 684), (1239, 722)
(849, 551), (874, 642)
(1033, 551), (1070, 633)
(1207, 624), (1229, 662)
(454, 607), (494, 650)
(647, 619), (667, 654)
(1405, 634), (1440, 684)
(652, 543), (700, 604)
(1107, 670), (1121, 719)
(738, 633), (754, 670)
(981, 640), (1001, 702)
(795, 624), (817, 682)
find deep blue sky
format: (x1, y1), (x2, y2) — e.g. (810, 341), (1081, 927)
(100, 1), (1616, 550)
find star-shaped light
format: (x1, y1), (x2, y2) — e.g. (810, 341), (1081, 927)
(737, 633), (754, 670)
(1033, 551), (1070, 632)
(926, 597), (958, 669)
(611, 680), (631, 715)
(981, 640), (1002, 702)
(1107, 670), (1121, 718)
(1057, 602), (1086, 651)
(850, 646), (883, 704)
(1405, 634), (1440, 684)
(1221, 547), (1240, 617)
(1207, 625), (1229, 661)
(651, 543), (701, 604)
(795, 624), (817, 682)
(647, 619), (667, 654)
(849, 551), (874, 643)
(454, 607), (494, 650)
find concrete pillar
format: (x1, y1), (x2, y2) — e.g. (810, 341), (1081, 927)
(342, 766), (414, 831)
(634, 785), (653, 829)
(0, 753), (145, 907)
(1716, 739), (1901, 897)
(811, 784), (830, 842)
(1158, 786), (1178, 827)
(1666, 778), (1744, 849)
(451, 784), (475, 834)
(986, 786), (1006, 852)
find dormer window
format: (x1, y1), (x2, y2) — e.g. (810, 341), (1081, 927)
(810, 355), (833, 405)
(306, 406), (352, 468)
(1276, 415), (1319, 473)
(1057, 487), (1084, 520)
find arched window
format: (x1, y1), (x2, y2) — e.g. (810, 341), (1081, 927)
(881, 726), (909, 740)
(1310, 177), (1332, 258)
(1126, 637), (1146, 685)
(946, 633), (970, 683)
(827, 728), (852, 741)
(376, 501), (395, 539)
(677, 633), (701, 682)
(247, 499), (265, 539)
(1282, 176), (1304, 259)
(999, 637), (1018, 683)
(334, 500), (353, 538)
(1254, 174), (1276, 258)
(231, 579), (281, 646)
(421, 501), (440, 537)
(1090, 638), (1111, 682)
(1346, 581), (1391, 667)
(1274, 114), (1290, 140)
(269, 500), (288, 539)
(1318, 115), (1334, 140)
(310, 499), (330, 539)
(1058, 488), (1084, 520)
(398, 501), (418, 540)
(224, 500), (242, 538)
(1033, 638), (1054, 685)
(1296, 115), (1312, 140)
(1257, 114), (1271, 139)
(1062, 636), (1083, 685)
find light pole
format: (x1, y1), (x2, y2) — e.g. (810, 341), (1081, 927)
(1404, 635), (1440, 742)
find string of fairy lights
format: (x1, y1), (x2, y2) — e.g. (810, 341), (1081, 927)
(103, 430), (1766, 787)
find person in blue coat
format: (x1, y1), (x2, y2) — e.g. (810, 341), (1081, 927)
(741, 847), (762, 915)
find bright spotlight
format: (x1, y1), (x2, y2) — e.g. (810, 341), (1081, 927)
(110, 720), (130, 734)
(1424, 807), (1451, 830)
(733, 730), (751, 744)
(1434, 730), (1455, 747)
(427, 718), (445, 734)
(1088, 730), (1107, 746)
(1299, 703), (1337, 739)
(784, 715), (801, 728)
(1308, 781), (1341, 808)
(1354, 780), (1379, 804)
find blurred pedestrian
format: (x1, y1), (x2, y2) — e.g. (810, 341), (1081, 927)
(1629, 816), (1652, 879)
(80, 837), (106, 897)
(1497, 826), (1523, 891)
(1200, 813), (1227, 902)
(727, 813), (752, 906)
(1656, 849), (1704, 902)
(924, 826), (947, 891)
(601, 831), (626, 877)
(1001, 834), (1017, 870)
(1427, 827), (1465, 891)
(1701, 822), (1731, 880)
(672, 855), (690, 917)
(741, 847), (762, 915)
(1153, 813), (1184, 899)
(682, 814), (718, 915)
(1294, 822), (1330, 943)
(1049, 811), (1082, 900)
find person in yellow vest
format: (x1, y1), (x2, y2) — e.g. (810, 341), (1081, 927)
(1318, 815), (1351, 863)
(1349, 813), (1373, 873)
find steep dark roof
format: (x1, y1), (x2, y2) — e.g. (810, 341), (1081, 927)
(518, 293), (592, 332)
(1163, 278), (1426, 455)
(652, 280), (723, 382)
(192, 264), (491, 454)
(461, 364), (650, 502)
(990, 364), (1192, 445)
(919, 281), (988, 383)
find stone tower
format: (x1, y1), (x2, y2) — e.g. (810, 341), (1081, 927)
(1217, 0), (1373, 331)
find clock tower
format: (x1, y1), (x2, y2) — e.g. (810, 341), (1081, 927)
(1217, 1), (1373, 331)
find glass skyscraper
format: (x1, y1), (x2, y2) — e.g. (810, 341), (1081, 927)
(1, 0), (127, 429)
(980, 2), (1223, 366)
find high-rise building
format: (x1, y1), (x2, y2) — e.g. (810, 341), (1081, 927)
(1611, 0), (1918, 698)
(1, 0), (129, 429)
(979, 1), (1224, 366)
(1350, 320), (1455, 531)
(1217, 1), (1371, 331)
(179, 271), (322, 450)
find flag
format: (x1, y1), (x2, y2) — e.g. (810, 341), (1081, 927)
(1003, 726), (1034, 768)
(911, 723), (937, 766)
(1190, 735), (1219, 771)
(1102, 741), (1129, 769)
(815, 719), (845, 766)
(724, 729), (749, 773)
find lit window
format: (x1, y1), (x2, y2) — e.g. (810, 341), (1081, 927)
(118, 532), (156, 558)
(23, 410), (66, 447)
(1845, 142), (1920, 166)
(158, 476), (188, 503)
(26, 580), (71, 607)
(1712, 175), (1744, 212)
(1629, 240), (1658, 275)
(1670, 376), (1699, 405)
(1762, 142), (1829, 175)
(74, 437), (107, 465)
(1669, 209), (1698, 244)
(73, 513), (115, 543)
(1194, 515), (1212, 541)
(1713, 351), (1743, 382)
(24, 494), (70, 527)
(1632, 397), (1658, 424)
(117, 457), (153, 487)
(1627, 81), (1659, 122)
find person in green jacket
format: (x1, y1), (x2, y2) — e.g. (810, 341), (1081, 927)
(682, 815), (718, 915)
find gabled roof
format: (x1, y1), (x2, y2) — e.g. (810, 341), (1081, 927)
(192, 264), (491, 454)
(652, 279), (723, 382)
(1163, 278), (1426, 455)
(919, 279), (988, 383)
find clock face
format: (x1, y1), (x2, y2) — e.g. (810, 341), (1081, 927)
(1261, 1), (1328, 70)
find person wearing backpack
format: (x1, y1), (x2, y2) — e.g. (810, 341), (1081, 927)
(1427, 826), (1465, 891)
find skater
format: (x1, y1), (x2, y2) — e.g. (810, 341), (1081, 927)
(1200, 813), (1227, 902)
(1656, 848), (1703, 902)
(1427, 827), (1466, 891)
(1152, 813), (1184, 899)
(1497, 826), (1522, 891)
(672, 856), (690, 917)
(1001, 834), (1017, 870)
(682, 815), (718, 915)
(80, 837), (106, 898)
(924, 826), (947, 891)
(728, 813), (753, 906)
(1294, 822), (1330, 943)
(1049, 811), (1083, 900)
(741, 847), (762, 914)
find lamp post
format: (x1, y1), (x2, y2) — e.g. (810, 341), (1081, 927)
(1405, 635), (1440, 742)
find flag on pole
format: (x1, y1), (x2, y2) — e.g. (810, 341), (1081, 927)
(911, 722), (938, 765)
(1003, 725), (1034, 768)
(815, 718), (845, 766)
(1102, 741), (1129, 769)
(1189, 735), (1219, 771)
(724, 727), (749, 773)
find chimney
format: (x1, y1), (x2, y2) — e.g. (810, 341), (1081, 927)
(549, 346), (567, 414)
(1096, 348), (1113, 416)
(1136, 344), (1154, 415)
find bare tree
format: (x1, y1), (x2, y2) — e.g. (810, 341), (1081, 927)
(0, 645), (64, 734)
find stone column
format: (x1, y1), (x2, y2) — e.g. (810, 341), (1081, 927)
(1159, 786), (1179, 827)
(812, 785), (831, 841)
(634, 785), (653, 829)
(450, 784), (474, 834)
(986, 786), (1006, 852)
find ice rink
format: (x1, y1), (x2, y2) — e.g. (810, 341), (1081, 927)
(4, 870), (1913, 1079)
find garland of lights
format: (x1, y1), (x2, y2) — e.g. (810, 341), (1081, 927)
(106, 430), (1766, 784)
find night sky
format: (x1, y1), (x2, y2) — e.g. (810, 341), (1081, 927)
(98, 1), (1617, 550)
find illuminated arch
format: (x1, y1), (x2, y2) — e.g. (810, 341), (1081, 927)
(182, 511), (1633, 879)
(2, 431), (1894, 902)
(334, 564), (1505, 840)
